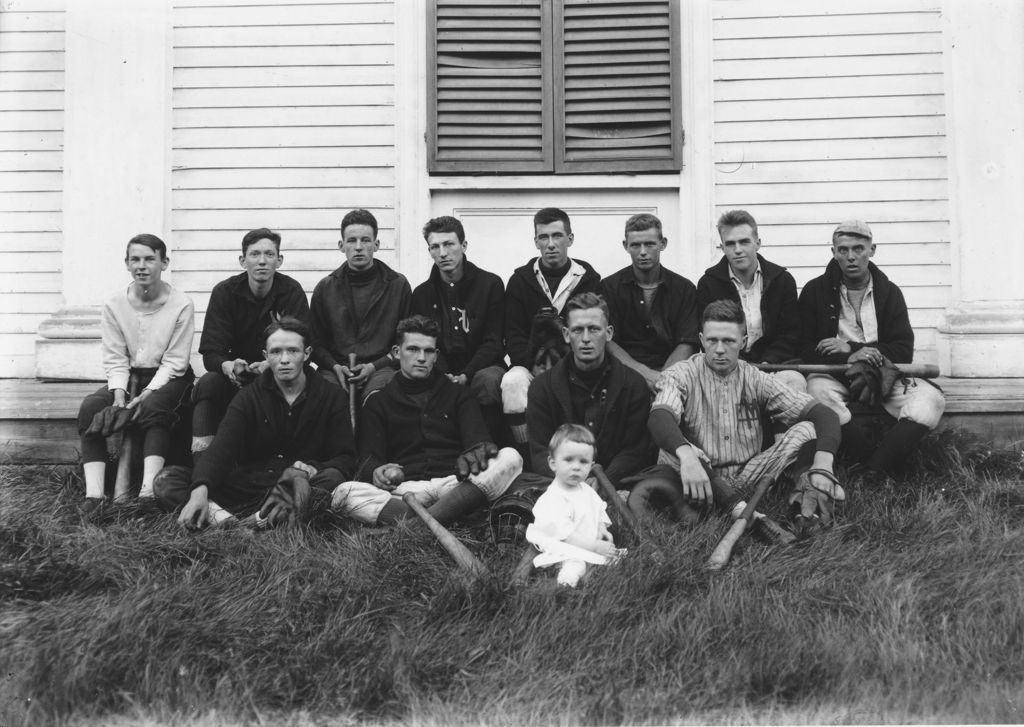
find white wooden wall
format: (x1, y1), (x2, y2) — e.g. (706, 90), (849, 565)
(0, 0), (65, 378)
(170, 0), (396, 370)
(712, 0), (949, 361)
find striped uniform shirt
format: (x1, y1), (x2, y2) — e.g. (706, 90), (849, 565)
(651, 354), (813, 478)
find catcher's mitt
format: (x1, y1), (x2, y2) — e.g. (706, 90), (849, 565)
(845, 357), (902, 406)
(527, 306), (568, 376)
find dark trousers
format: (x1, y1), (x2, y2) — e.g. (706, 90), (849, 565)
(191, 371), (244, 438)
(78, 372), (193, 463)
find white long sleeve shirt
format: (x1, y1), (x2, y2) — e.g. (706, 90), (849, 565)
(101, 285), (195, 392)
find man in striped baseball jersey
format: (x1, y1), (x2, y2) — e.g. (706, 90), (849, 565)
(630, 299), (845, 537)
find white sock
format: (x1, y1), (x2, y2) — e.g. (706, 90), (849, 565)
(83, 461), (106, 499)
(138, 455), (165, 498)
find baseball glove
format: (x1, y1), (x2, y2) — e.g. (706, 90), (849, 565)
(258, 466), (312, 527)
(788, 468), (846, 536)
(845, 357), (902, 406)
(527, 306), (568, 376)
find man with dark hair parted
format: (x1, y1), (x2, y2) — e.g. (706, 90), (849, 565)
(501, 207), (602, 446)
(525, 292), (654, 489)
(601, 213), (699, 391)
(411, 215), (507, 440)
(798, 220), (945, 478)
(310, 208), (411, 401)
(159, 316), (356, 529)
(697, 210), (804, 390)
(192, 227), (310, 461)
(632, 299), (844, 539)
(330, 315), (523, 526)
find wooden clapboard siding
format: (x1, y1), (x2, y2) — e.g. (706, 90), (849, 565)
(170, 0), (396, 370)
(0, 0), (65, 378)
(712, 0), (949, 362)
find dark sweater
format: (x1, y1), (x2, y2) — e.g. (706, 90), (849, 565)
(526, 355), (654, 487)
(199, 272), (309, 373)
(601, 264), (699, 369)
(192, 367), (356, 493)
(504, 257), (602, 368)
(411, 259), (506, 379)
(696, 255), (800, 364)
(310, 260), (411, 372)
(797, 259), (915, 364)
(358, 372), (490, 480)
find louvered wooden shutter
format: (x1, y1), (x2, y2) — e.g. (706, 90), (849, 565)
(428, 0), (553, 172)
(554, 0), (681, 172)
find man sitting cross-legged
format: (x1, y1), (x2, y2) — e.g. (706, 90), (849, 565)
(191, 227), (309, 461)
(798, 220), (945, 478)
(630, 300), (844, 538)
(157, 317), (356, 529)
(525, 292), (654, 490)
(330, 315), (523, 526)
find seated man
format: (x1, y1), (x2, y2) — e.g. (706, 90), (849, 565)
(310, 208), (411, 401)
(501, 207), (602, 445)
(697, 210), (803, 392)
(411, 216), (506, 440)
(158, 317), (355, 528)
(77, 233), (194, 510)
(798, 220), (945, 477)
(331, 315), (523, 526)
(601, 213), (699, 391)
(192, 227), (309, 460)
(633, 300), (844, 537)
(526, 292), (654, 490)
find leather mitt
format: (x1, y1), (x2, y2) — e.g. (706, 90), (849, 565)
(456, 441), (500, 481)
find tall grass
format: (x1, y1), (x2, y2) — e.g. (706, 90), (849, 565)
(2, 431), (1023, 726)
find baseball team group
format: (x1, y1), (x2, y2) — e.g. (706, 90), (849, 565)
(75, 206), (946, 586)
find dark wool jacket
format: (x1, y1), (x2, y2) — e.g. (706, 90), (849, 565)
(192, 367), (356, 494)
(526, 355), (654, 488)
(411, 259), (506, 380)
(504, 257), (602, 368)
(310, 260), (411, 372)
(696, 254), (800, 364)
(199, 272), (310, 373)
(601, 264), (700, 369)
(358, 372), (489, 480)
(797, 259), (915, 365)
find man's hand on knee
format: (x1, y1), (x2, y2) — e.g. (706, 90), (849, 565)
(676, 445), (711, 503)
(372, 464), (404, 491)
(456, 442), (500, 481)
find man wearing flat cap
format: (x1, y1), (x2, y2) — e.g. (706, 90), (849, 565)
(797, 220), (945, 478)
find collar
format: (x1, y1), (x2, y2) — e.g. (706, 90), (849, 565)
(729, 263), (762, 289)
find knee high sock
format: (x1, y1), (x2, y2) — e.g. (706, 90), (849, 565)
(866, 420), (930, 474)
(426, 481), (488, 525)
(83, 461), (106, 499)
(376, 497), (412, 525)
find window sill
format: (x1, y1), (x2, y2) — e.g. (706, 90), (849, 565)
(429, 173), (684, 192)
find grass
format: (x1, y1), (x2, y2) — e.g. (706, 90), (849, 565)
(1, 430), (1023, 726)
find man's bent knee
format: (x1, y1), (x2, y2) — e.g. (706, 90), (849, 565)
(500, 367), (532, 414)
(330, 480), (393, 524)
(153, 465), (193, 513)
(469, 365), (505, 406)
(469, 447), (524, 501)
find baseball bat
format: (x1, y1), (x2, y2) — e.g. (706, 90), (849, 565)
(402, 493), (489, 581)
(113, 375), (139, 501)
(348, 353), (359, 436)
(756, 362), (939, 379)
(591, 463), (641, 543)
(705, 474), (773, 571)
(509, 544), (538, 587)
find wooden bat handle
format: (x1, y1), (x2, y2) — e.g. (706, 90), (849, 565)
(756, 362), (939, 379)
(591, 463), (641, 541)
(348, 353), (358, 434)
(706, 519), (748, 570)
(704, 474), (773, 571)
(402, 493), (489, 579)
